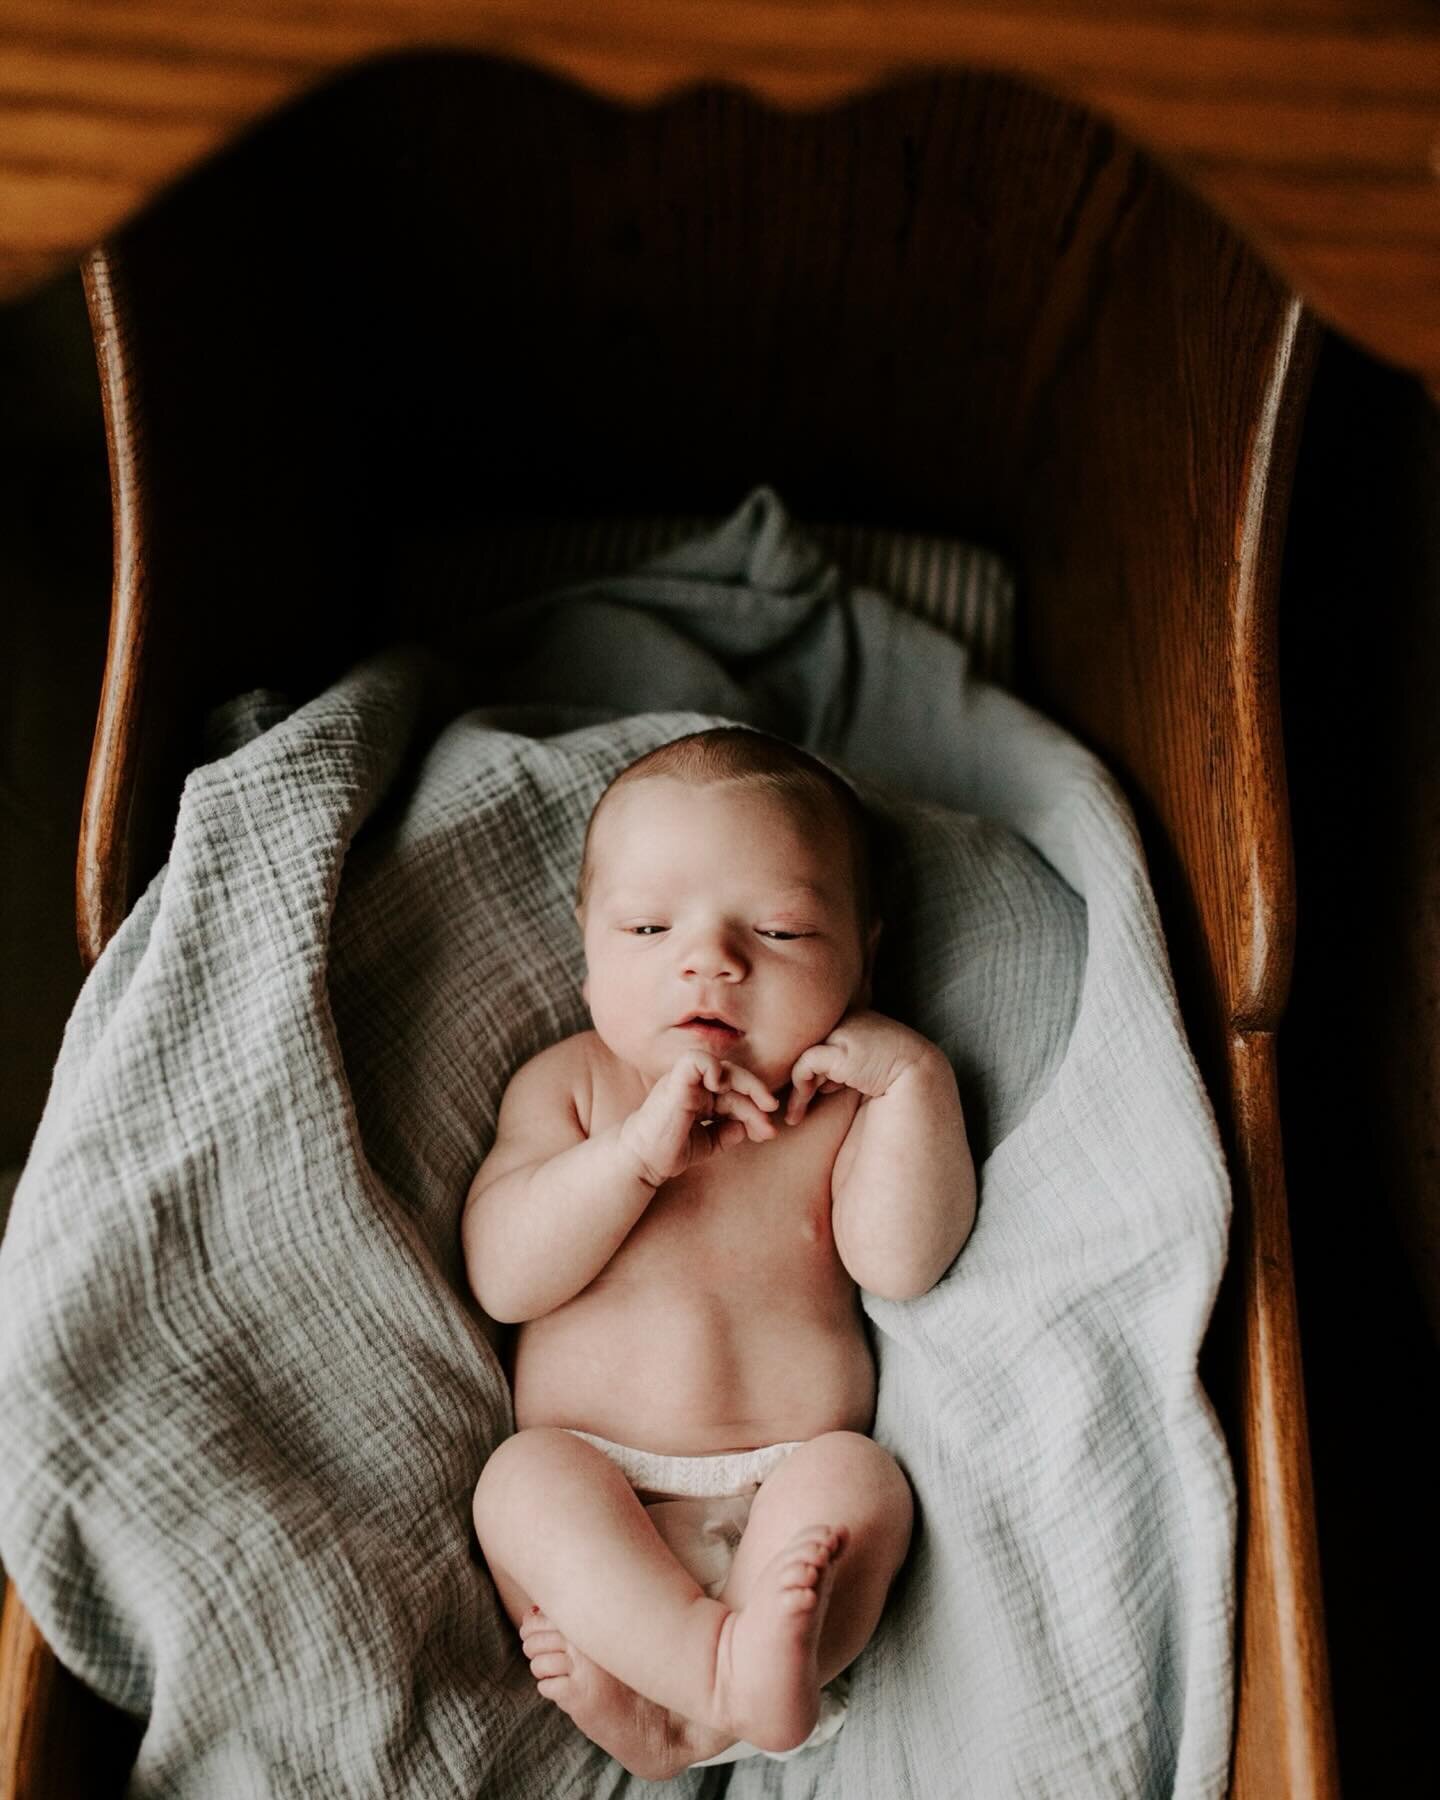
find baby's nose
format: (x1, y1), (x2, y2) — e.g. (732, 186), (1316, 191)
(681, 931), (747, 981)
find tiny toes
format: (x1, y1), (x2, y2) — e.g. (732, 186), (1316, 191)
(798, 1525), (844, 1554)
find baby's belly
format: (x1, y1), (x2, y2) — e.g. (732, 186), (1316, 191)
(511, 1278), (876, 1455)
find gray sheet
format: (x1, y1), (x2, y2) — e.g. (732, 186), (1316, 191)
(0, 488), (1234, 1796)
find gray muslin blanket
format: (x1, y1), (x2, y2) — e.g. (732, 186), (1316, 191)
(0, 489), (1234, 1797)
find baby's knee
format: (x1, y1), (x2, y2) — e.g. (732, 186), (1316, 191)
(472, 1426), (579, 1540)
(811, 1432), (914, 1546)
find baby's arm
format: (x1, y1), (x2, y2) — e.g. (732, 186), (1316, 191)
(787, 1011), (975, 1302)
(463, 1041), (777, 1324)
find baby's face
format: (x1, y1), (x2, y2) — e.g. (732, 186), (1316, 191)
(579, 777), (871, 1093)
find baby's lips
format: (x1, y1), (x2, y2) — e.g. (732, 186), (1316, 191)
(674, 1017), (744, 1046)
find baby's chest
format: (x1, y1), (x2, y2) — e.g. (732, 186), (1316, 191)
(616, 1102), (856, 1287)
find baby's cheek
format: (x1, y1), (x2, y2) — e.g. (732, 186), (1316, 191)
(763, 1022), (820, 1077)
(586, 999), (656, 1073)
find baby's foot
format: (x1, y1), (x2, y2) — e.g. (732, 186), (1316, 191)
(713, 1524), (847, 1752)
(520, 1608), (734, 1778)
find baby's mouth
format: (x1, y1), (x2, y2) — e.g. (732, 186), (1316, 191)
(675, 1014), (743, 1040)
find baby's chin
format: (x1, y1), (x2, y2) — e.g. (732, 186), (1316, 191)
(611, 1033), (794, 1097)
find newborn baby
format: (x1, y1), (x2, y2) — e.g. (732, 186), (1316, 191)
(464, 726), (976, 1778)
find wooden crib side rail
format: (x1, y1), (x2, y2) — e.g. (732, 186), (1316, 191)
(1227, 1032), (1336, 1798)
(0, 1582), (140, 1800)
(1009, 148), (1338, 1798)
(77, 246), (151, 972)
(1, 0), (1439, 400)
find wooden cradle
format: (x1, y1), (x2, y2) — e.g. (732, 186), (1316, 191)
(10, 3), (1432, 1791)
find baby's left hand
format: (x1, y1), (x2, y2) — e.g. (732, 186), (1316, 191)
(785, 1010), (941, 1125)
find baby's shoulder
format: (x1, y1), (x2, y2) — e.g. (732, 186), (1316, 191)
(502, 1031), (606, 1131)
(506, 1030), (594, 1094)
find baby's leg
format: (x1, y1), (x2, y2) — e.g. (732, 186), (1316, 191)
(719, 1430), (914, 1689)
(513, 1430), (911, 1766)
(477, 1431), (735, 1775)
(474, 1426), (840, 1752)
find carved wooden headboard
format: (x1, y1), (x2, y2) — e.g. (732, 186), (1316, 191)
(4, 0), (1439, 392)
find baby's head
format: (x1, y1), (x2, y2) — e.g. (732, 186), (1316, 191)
(575, 729), (880, 1091)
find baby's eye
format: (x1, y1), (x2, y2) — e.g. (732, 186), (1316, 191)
(626, 924), (669, 936)
(757, 929), (810, 941)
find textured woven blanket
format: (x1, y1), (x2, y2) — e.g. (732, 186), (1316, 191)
(0, 489), (1234, 1797)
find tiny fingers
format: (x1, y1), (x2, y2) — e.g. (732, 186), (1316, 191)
(679, 1052), (727, 1096)
(787, 1045), (845, 1123)
(785, 1074), (817, 1126)
(722, 1063), (778, 1111)
(713, 1091), (779, 1141)
(690, 1114), (755, 1159)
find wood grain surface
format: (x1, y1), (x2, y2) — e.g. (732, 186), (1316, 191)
(1226, 1030), (1337, 1800)
(2, 0), (1439, 390)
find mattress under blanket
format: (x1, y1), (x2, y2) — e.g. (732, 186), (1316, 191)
(0, 490), (1234, 1797)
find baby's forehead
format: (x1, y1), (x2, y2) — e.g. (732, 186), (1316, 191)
(589, 773), (839, 851)
(583, 773), (859, 891)
(578, 773), (871, 930)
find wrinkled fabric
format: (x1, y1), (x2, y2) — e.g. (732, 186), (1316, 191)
(0, 489), (1232, 1797)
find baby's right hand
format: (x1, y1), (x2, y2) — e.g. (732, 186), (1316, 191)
(619, 1052), (780, 1189)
